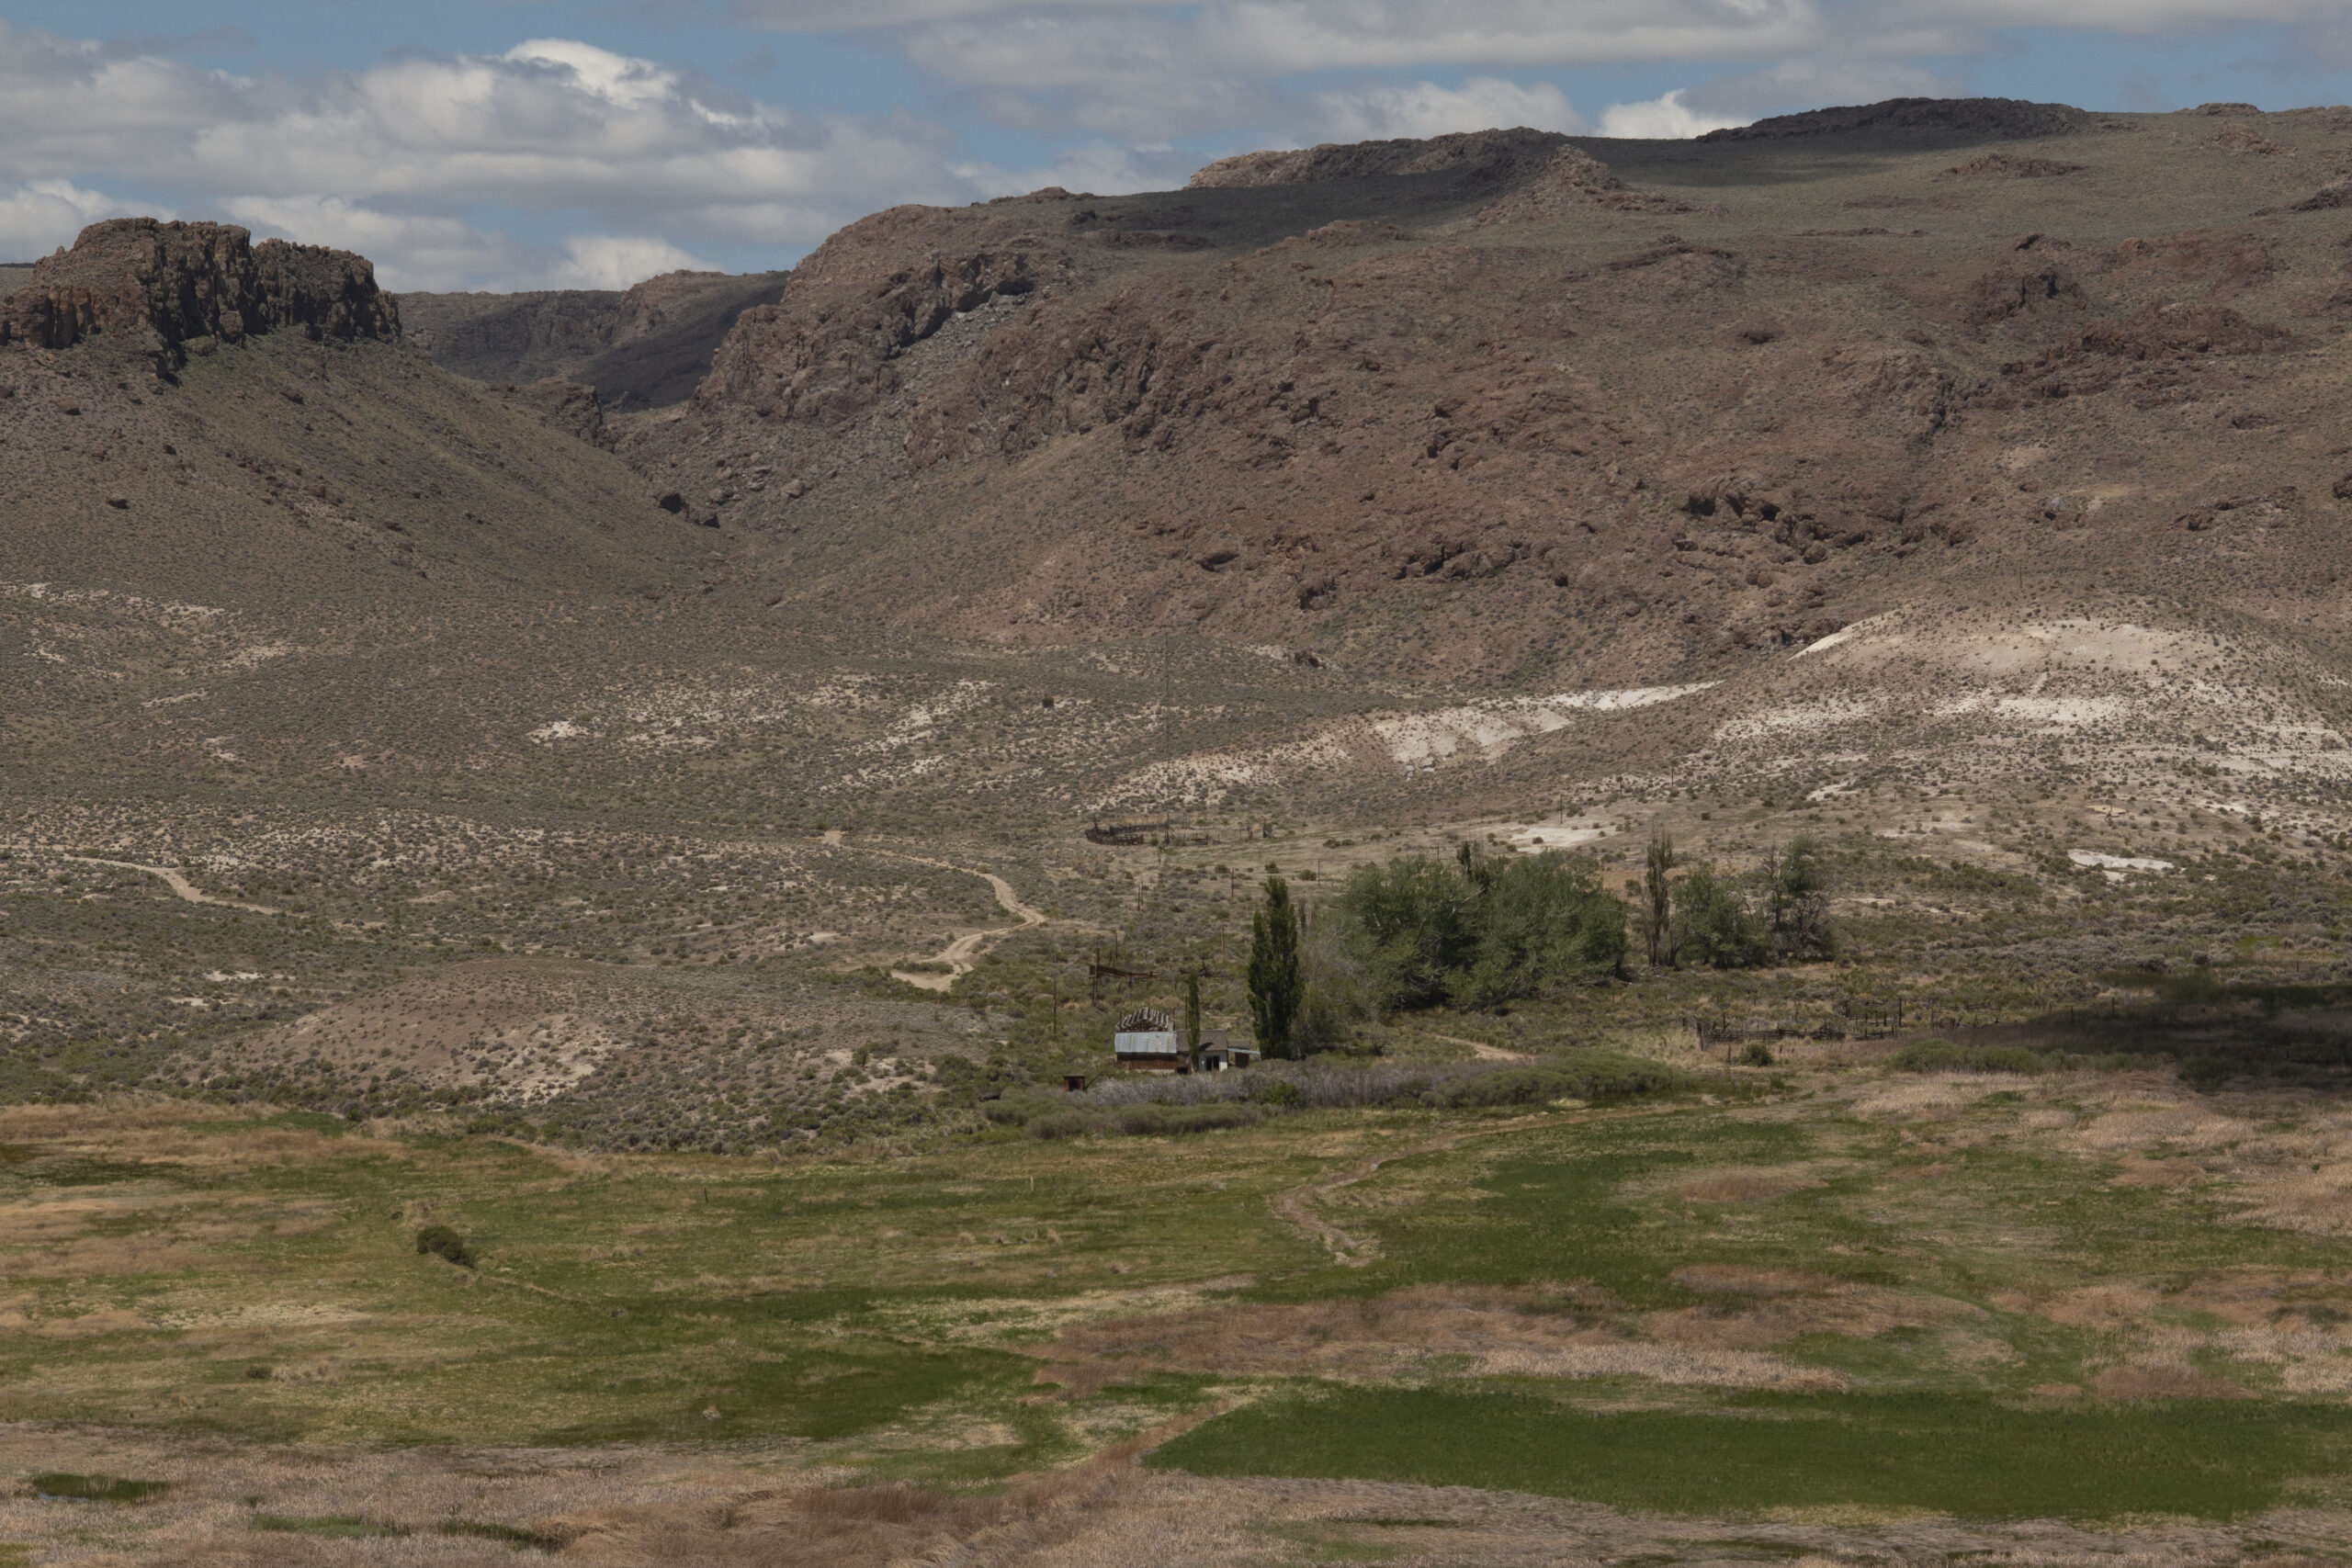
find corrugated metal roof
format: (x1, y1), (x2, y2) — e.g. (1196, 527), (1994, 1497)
(1114, 1031), (1182, 1056)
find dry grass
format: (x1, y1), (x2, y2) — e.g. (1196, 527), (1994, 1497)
(1034, 1283), (1844, 1396)
(7, 1426), (2334, 1567)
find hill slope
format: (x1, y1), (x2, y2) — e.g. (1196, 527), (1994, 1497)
(616, 102), (2352, 705)
(400, 269), (787, 411)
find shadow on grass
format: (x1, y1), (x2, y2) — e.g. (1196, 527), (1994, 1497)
(1954, 971), (2352, 1089)
(1150, 1386), (2352, 1520)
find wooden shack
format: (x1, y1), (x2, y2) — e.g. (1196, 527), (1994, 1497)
(1112, 1008), (1187, 1072)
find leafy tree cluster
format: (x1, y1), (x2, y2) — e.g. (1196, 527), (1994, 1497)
(1647, 829), (1834, 970)
(1247, 850), (1628, 1051)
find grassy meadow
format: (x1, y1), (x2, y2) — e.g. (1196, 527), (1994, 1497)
(7, 1047), (2352, 1538)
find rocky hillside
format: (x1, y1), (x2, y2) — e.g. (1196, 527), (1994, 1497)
(595, 99), (2352, 710)
(0, 219), (696, 615)
(401, 270), (786, 411)
(2, 217), (397, 355)
(10, 101), (2352, 840)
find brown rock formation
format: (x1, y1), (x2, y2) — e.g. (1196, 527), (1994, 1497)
(0, 218), (396, 354)
(399, 269), (786, 410)
(589, 99), (2352, 687)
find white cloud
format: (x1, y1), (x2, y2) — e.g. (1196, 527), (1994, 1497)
(1597, 89), (1745, 140)
(0, 22), (976, 280)
(0, 177), (152, 261)
(503, 39), (689, 113)
(1675, 56), (1958, 119)
(548, 233), (712, 289)
(1312, 77), (1585, 142)
(223, 195), (714, 292)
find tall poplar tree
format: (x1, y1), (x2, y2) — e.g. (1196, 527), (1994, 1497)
(1247, 875), (1304, 1060)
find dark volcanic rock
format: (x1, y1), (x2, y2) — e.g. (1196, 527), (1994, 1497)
(0, 218), (396, 354)
(1190, 127), (1572, 188)
(1702, 96), (2094, 145)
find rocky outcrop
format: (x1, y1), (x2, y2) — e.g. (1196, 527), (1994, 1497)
(0, 218), (397, 355)
(1189, 127), (1571, 189)
(1464, 147), (1699, 223)
(496, 377), (605, 444)
(1700, 97), (2094, 144)
(697, 246), (1035, 426)
(400, 270), (786, 410)
(1940, 153), (2086, 179)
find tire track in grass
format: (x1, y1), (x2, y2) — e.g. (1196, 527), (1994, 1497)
(1272, 1106), (1669, 1267)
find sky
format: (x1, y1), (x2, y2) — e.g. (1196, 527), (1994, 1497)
(0, 2), (2346, 292)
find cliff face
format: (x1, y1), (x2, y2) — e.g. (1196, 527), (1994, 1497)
(597, 103), (2352, 689)
(0, 219), (398, 355)
(399, 270), (786, 411)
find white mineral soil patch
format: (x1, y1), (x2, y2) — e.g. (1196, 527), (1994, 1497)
(1372, 684), (1718, 765)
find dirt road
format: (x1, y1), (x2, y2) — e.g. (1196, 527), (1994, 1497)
(60, 854), (279, 915)
(827, 838), (1047, 991)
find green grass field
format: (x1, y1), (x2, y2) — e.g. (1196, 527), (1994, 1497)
(3, 1051), (2349, 1520)
(1151, 1387), (2352, 1519)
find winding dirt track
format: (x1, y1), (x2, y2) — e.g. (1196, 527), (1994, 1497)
(1430, 1032), (1529, 1061)
(827, 837), (1048, 991)
(60, 854), (279, 915)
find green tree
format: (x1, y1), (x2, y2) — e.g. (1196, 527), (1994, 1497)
(1184, 969), (1204, 1068)
(1248, 875), (1305, 1059)
(1642, 826), (1677, 968)
(1295, 902), (1372, 1053)
(1764, 833), (1833, 960)
(1454, 850), (1629, 1006)
(1333, 854), (1473, 1010)
(1672, 862), (1768, 969)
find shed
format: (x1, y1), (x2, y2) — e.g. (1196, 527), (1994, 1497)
(1113, 1008), (1187, 1072)
(1196, 1035), (1259, 1071)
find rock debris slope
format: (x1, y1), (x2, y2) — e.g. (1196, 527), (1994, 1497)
(610, 99), (2352, 726)
(400, 268), (787, 412)
(9, 99), (2352, 832)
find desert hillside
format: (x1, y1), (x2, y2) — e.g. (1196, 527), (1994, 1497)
(9, 102), (2352, 1561)
(611, 101), (2352, 699)
(400, 268), (787, 412)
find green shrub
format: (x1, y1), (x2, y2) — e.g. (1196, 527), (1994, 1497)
(1117, 1103), (1263, 1135)
(253, 1515), (404, 1539)
(1335, 850), (1626, 1012)
(1436, 1055), (1688, 1109)
(1249, 1079), (1304, 1108)
(1025, 1111), (1113, 1140)
(414, 1224), (476, 1269)
(438, 1520), (568, 1551)
(32, 1473), (164, 1503)
(1672, 863), (1768, 969)
(1026, 1103), (1265, 1140)
(1738, 1041), (1775, 1067)
(1891, 1039), (2052, 1075)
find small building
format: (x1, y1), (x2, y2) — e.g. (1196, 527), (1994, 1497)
(1195, 1032), (1259, 1071)
(1113, 1008), (1187, 1072)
